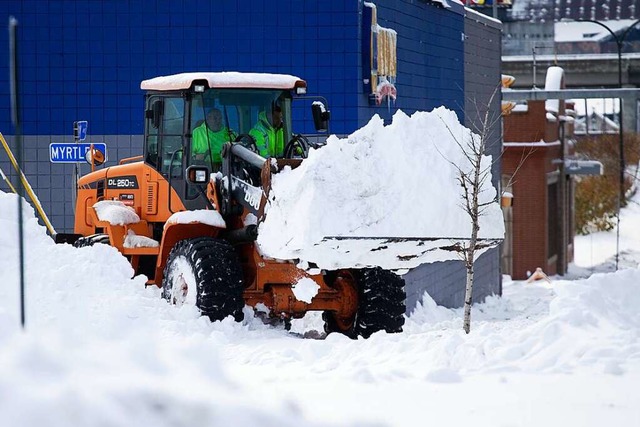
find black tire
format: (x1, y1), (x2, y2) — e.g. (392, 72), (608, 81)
(162, 237), (245, 322)
(324, 268), (405, 339)
(73, 233), (110, 248)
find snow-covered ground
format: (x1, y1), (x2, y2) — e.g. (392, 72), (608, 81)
(1, 190), (640, 426)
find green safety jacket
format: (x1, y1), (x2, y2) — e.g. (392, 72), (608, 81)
(249, 111), (284, 158)
(192, 123), (236, 163)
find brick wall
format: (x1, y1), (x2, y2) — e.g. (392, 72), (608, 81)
(503, 98), (567, 279)
(503, 146), (559, 278)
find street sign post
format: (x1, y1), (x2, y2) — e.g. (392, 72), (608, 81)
(50, 142), (107, 163)
(74, 120), (88, 141)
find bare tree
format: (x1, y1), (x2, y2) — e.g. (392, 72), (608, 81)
(441, 87), (530, 334)
(456, 94), (498, 334)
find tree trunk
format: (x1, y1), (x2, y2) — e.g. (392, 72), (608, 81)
(463, 204), (480, 334)
(463, 257), (474, 334)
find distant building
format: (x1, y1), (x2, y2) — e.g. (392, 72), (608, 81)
(498, 0), (640, 56)
(555, 20), (640, 55)
(501, 67), (578, 279)
(574, 111), (620, 136)
(508, 0), (638, 22)
(496, 1), (640, 135)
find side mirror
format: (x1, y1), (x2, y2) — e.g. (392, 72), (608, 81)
(146, 99), (163, 129)
(186, 165), (210, 185)
(311, 102), (330, 132)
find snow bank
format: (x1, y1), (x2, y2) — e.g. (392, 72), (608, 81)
(0, 192), (325, 427)
(404, 272), (640, 375)
(258, 108), (504, 268)
(2, 190), (640, 426)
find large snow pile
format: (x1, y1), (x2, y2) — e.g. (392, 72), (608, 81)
(0, 192), (327, 427)
(1, 190), (640, 426)
(406, 271), (640, 375)
(257, 108), (504, 269)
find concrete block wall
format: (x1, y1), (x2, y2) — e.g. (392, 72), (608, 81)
(0, 0), (470, 233)
(404, 249), (501, 311)
(461, 9), (503, 305)
(1, 134), (141, 231)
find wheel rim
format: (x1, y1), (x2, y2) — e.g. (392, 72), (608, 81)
(332, 274), (357, 331)
(166, 255), (197, 307)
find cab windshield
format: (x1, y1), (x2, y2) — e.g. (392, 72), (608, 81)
(190, 88), (292, 147)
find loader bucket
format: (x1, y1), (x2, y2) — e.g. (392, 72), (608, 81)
(303, 236), (503, 271)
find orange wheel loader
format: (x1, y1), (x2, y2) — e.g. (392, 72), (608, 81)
(63, 72), (405, 338)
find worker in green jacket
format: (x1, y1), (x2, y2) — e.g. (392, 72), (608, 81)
(192, 108), (236, 167)
(249, 105), (284, 158)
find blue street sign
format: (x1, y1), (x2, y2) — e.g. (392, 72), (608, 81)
(74, 120), (88, 141)
(49, 143), (107, 163)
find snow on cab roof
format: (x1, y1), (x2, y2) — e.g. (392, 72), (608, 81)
(140, 72), (305, 91)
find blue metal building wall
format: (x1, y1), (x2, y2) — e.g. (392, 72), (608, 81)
(0, 0), (466, 137)
(0, 0), (361, 136)
(356, 0), (465, 125)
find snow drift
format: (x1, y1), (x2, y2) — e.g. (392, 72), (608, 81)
(0, 192), (327, 427)
(1, 190), (640, 426)
(257, 108), (504, 269)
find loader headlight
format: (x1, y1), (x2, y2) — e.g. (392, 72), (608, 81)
(186, 166), (210, 184)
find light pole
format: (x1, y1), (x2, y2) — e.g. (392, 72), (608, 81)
(577, 18), (640, 270)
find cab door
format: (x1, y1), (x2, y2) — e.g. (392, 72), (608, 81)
(144, 95), (205, 212)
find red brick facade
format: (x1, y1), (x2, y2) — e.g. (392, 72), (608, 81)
(502, 100), (575, 280)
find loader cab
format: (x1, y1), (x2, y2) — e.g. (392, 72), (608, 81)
(142, 73), (302, 212)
